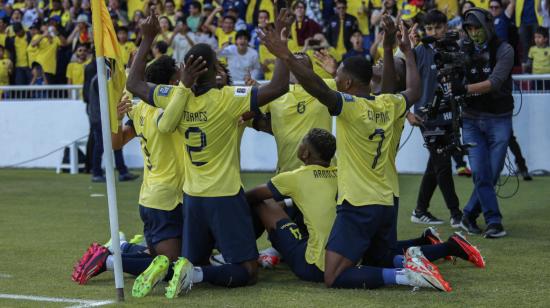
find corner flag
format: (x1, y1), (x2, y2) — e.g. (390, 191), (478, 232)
(91, 0), (126, 133)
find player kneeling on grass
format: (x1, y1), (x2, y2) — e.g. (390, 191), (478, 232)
(71, 56), (185, 293)
(124, 11), (292, 299)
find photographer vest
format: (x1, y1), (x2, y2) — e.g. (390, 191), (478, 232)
(464, 42), (514, 117)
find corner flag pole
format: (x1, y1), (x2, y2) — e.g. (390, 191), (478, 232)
(96, 56), (125, 302)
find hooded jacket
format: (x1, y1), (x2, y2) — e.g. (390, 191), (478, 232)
(463, 9), (515, 117)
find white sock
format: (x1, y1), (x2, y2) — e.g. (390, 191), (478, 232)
(260, 247), (281, 258)
(192, 267), (203, 283)
(105, 256), (114, 271)
(395, 269), (411, 286)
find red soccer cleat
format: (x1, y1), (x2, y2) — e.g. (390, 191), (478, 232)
(404, 247), (452, 292)
(72, 243), (110, 284)
(258, 254), (280, 269)
(422, 227), (454, 262)
(449, 232), (486, 268)
(457, 166), (472, 177)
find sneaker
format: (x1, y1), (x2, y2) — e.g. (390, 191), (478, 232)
(132, 255), (169, 298)
(457, 166), (472, 177)
(209, 254), (226, 266)
(422, 227), (443, 245)
(165, 257), (194, 299)
(450, 214), (463, 229)
(129, 234), (146, 246)
(91, 175), (106, 183)
(72, 243), (109, 285)
(411, 210), (444, 225)
(258, 254), (281, 269)
(119, 172), (139, 182)
(448, 232), (486, 268)
(484, 224), (507, 239)
(460, 216), (482, 235)
(404, 249), (451, 292)
(103, 231), (127, 250)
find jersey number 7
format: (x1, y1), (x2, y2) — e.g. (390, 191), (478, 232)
(368, 128), (385, 169)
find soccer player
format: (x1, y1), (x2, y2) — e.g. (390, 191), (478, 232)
(71, 56), (184, 287)
(261, 19), (452, 290)
(125, 12), (291, 296)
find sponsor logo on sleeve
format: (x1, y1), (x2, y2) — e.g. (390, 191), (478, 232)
(343, 93), (355, 102)
(234, 87), (249, 97)
(158, 86), (172, 97)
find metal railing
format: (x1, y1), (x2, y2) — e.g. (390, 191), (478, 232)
(0, 74), (549, 100)
(0, 85), (83, 101)
(512, 74), (550, 94)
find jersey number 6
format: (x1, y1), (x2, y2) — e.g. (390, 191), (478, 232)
(185, 127), (207, 166)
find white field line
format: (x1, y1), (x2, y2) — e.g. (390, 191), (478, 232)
(0, 273), (13, 278)
(0, 293), (115, 308)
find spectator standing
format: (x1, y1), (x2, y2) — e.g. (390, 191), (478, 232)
(252, 10), (276, 79)
(342, 29), (371, 61)
(539, 0), (550, 27)
(449, 1), (476, 29)
(22, 0), (40, 29)
(371, 0), (398, 35)
(66, 14), (92, 50)
(66, 44), (90, 85)
(526, 27), (550, 88)
(116, 26), (136, 67)
(108, 0), (129, 26)
(0, 44), (13, 88)
(171, 19), (196, 64)
(325, 0), (359, 57)
(218, 30), (261, 81)
(291, 0), (321, 47)
(516, 0), (543, 64)
(346, 0), (371, 48)
(246, 0), (275, 25)
(127, 0), (146, 21)
(204, 6), (236, 49)
(28, 21), (67, 83)
(156, 16), (173, 55)
(226, 5), (247, 31)
(490, 0), (515, 42)
(4, 22), (30, 85)
(164, 0), (177, 25)
(186, 1), (202, 32)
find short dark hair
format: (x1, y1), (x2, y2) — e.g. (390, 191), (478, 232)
(292, 0), (307, 10)
(535, 26), (549, 39)
(116, 26), (128, 33)
(258, 9), (270, 19)
(489, 0), (502, 5)
(145, 55), (177, 84)
(223, 15), (237, 24)
(154, 40), (168, 54)
(218, 62), (232, 85)
(336, 0), (347, 6)
(341, 55), (373, 86)
(424, 9), (448, 25)
(190, 1), (202, 10)
(236, 29), (250, 41)
(184, 43), (217, 81)
(305, 128), (336, 162)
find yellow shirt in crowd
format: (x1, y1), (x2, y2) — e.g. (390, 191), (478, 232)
(528, 46), (550, 74)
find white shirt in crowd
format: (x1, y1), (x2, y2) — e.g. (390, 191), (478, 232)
(192, 32), (219, 53)
(171, 32), (197, 64)
(23, 8), (39, 28)
(218, 44), (262, 82)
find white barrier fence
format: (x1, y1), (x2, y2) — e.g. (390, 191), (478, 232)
(1, 77), (549, 173)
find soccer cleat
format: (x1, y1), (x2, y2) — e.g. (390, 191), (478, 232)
(72, 243), (109, 285)
(119, 172), (140, 182)
(209, 254), (227, 266)
(460, 216), (482, 235)
(484, 224), (507, 239)
(404, 248), (451, 292)
(129, 234), (146, 246)
(103, 231), (126, 250)
(411, 210), (444, 225)
(449, 232), (486, 268)
(457, 166), (472, 177)
(258, 254), (281, 269)
(132, 255), (169, 298)
(421, 227), (454, 262)
(165, 257), (194, 299)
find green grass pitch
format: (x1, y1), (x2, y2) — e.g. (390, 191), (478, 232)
(1, 169), (549, 307)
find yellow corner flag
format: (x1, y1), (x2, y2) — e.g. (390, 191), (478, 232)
(91, 0), (126, 133)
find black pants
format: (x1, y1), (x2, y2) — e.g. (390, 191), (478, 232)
(509, 133), (527, 171)
(416, 149), (461, 217)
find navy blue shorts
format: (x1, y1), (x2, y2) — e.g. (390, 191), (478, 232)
(269, 218), (324, 283)
(182, 189), (259, 265)
(139, 204), (183, 248)
(327, 201), (396, 266)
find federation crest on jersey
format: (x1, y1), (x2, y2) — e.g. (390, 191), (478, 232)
(158, 86), (172, 96)
(297, 102), (306, 114)
(343, 93), (354, 102)
(234, 87), (248, 97)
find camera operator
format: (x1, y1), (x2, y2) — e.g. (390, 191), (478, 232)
(409, 10), (463, 228)
(458, 8), (514, 239)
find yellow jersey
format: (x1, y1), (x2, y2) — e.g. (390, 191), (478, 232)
(0, 58), (12, 86)
(151, 85), (257, 197)
(35, 35), (61, 74)
(266, 79), (336, 173)
(305, 48), (341, 79)
(386, 105), (406, 198)
(128, 101), (185, 210)
(348, 1), (370, 35)
(528, 46), (550, 74)
(14, 35), (29, 67)
(333, 92), (407, 206)
(258, 44), (275, 80)
(215, 28), (236, 49)
(121, 41), (137, 67)
(127, 0), (147, 19)
(436, 0), (459, 19)
(269, 165), (338, 271)
(470, 0), (489, 9)
(65, 60), (90, 85)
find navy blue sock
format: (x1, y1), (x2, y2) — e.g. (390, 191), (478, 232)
(419, 243), (451, 261)
(120, 254), (153, 276)
(121, 242), (148, 254)
(382, 269), (397, 285)
(202, 264), (250, 287)
(392, 255), (405, 268)
(395, 237), (427, 254)
(331, 266), (385, 289)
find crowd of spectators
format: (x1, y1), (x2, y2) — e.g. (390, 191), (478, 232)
(0, 0), (549, 89)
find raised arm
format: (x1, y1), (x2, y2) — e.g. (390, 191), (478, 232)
(397, 21), (420, 108)
(126, 15), (160, 105)
(506, 0), (515, 18)
(380, 15), (398, 94)
(204, 7), (222, 34)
